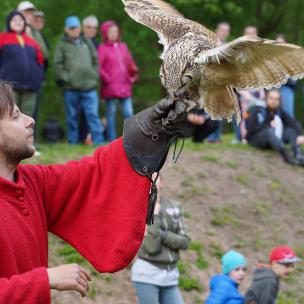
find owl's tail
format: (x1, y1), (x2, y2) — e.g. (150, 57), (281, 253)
(203, 86), (241, 123)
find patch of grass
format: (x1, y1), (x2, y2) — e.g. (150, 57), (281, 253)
(255, 170), (267, 177)
(58, 245), (85, 264)
(201, 154), (220, 162)
(269, 178), (281, 190)
(196, 171), (206, 179)
(179, 276), (203, 292)
(209, 242), (225, 260)
(277, 291), (298, 304)
(177, 261), (188, 275)
(196, 253), (209, 269)
(254, 200), (270, 215)
(180, 179), (193, 188)
(189, 241), (204, 252)
(252, 231), (265, 251)
(189, 241), (209, 269)
(104, 275), (113, 283)
(235, 174), (250, 187)
(183, 211), (192, 219)
(225, 160), (239, 169)
(57, 245), (78, 256)
(87, 282), (98, 299)
(210, 205), (242, 228)
(191, 186), (204, 196)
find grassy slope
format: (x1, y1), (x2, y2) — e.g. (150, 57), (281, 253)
(23, 136), (304, 304)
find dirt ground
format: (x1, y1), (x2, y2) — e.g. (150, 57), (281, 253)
(50, 146), (304, 304)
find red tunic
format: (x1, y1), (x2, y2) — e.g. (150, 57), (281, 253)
(0, 138), (150, 303)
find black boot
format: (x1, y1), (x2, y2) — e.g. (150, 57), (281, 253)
(279, 148), (300, 166)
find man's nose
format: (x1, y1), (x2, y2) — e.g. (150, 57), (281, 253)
(25, 114), (35, 127)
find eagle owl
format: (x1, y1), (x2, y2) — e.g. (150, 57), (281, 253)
(122, 0), (304, 122)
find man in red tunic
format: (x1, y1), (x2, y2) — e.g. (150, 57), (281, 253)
(0, 82), (187, 303)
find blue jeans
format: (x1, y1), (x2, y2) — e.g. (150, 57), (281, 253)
(133, 282), (184, 304)
(232, 114), (242, 141)
(64, 90), (104, 144)
(280, 85), (295, 118)
(207, 120), (223, 142)
(105, 97), (134, 142)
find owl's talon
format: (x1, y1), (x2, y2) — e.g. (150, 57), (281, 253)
(185, 99), (201, 112)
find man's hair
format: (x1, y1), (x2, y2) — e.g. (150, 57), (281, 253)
(82, 15), (98, 27)
(266, 88), (282, 102)
(216, 21), (230, 29)
(0, 82), (15, 119)
(244, 25), (257, 31)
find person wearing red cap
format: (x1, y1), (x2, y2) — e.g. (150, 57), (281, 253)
(0, 82), (187, 303)
(244, 246), (301, 304)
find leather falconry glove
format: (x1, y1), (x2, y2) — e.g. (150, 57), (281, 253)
(123, 97), (188, 224)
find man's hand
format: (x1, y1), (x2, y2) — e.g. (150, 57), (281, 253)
(270, 120), (276, 128)
(187, 112), (205, 125)
(47, 264), (92, 298)
(297, 135), (304, 145)
(123, 96), (187, 177)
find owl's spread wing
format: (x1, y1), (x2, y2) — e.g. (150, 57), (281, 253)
(195, 35), (304, 90)
(122, 0), (218, 51)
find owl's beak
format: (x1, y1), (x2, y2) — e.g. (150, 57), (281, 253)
(173, 87), (187, 98)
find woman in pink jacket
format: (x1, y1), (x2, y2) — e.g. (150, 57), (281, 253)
(98, 20), (138, 142)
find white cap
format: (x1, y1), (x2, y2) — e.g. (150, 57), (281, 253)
(17, 1), (36, 11)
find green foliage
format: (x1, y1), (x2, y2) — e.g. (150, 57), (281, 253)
(179, 276), (203, 292)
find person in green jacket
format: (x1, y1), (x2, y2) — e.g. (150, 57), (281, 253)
(54, 16), (104, 144)
(131, 176), (191, 304)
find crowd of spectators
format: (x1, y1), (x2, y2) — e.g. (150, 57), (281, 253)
(0, 3), (302, 166)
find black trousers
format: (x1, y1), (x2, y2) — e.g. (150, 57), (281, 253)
(185, 118), (220, 143)
(248, 127), (298, 152)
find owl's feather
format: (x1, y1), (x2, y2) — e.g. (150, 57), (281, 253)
(196, 35), (304, 90)
(203, 86), (241, 123)
(122, 0), (219, 50)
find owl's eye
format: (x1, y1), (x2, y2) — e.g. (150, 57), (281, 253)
(181, 75), (193, 86)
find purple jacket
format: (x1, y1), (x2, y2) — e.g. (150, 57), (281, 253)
(98, 21), (138, 99)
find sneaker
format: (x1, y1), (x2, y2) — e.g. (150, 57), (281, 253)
(230, 139), (241, 145)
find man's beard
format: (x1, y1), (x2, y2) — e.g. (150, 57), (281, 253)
(1, 136), (35, 165)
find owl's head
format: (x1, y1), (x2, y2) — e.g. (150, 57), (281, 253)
(160, 53), (200, 98)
